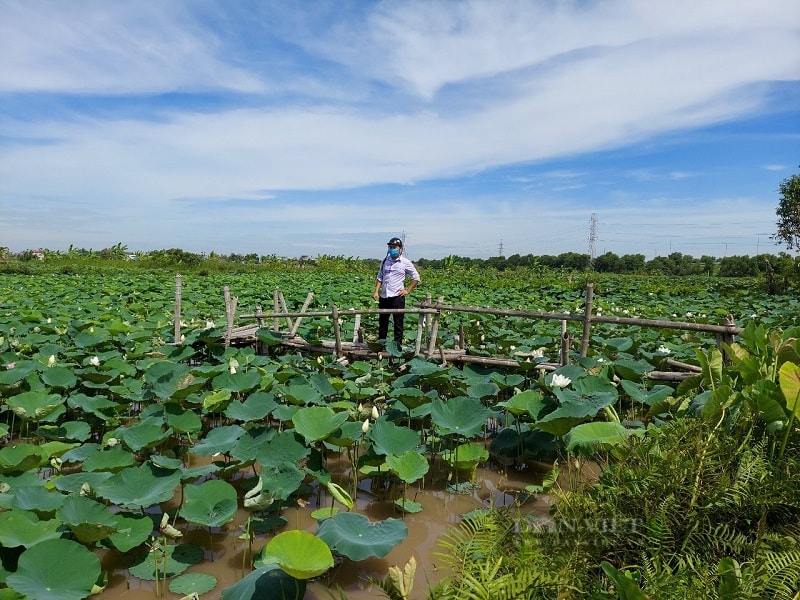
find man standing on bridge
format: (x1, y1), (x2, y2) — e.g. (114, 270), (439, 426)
(372, 237), (421, 346)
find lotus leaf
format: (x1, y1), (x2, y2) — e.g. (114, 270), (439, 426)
(564, 422), (642, 455)
(538, 387), (618, 436)
(190, 424), (245, 457)
(39, 366), (77, 389)
(95, 464), (182, 510)
(117, 416), (171, 452)
(369, 419), (420, 456)
(391, 386), (429, 410)
(169, 573), (218, 596)
(221, 564), (305, 600)
(0, 509), (63, 548)
(394, 498), (423, 513)
(430, 396), (492, 438)
(6, 538), (101, 600)
(7, 391), (65, 422)
(37, 421), (92, 442)
(180, 479), (238, 528)
(212, 369), (263, 393)
(81, 447), (136, 473)
(225, 391), (278, 421)
(163, 402), (202, 433)
(466, 381), (500, 399)
(613, 358), (655, 381)
(55, 495), (117, 543)
(386, 451), (429, 484)
(779, 360), (800, 418)
(260, 463), (305, 501)
(619, 381), (674, 406)
(257, 530), (334, 579)
(317, 512), (408, 561)
(497, 389), (548, 418)
(256, 430), (309, 468)
(128, 543), (203, 580)
(280, 383), (323, 405)
(107, 513), (154, 552)
(66, 393), (119, 420)
(442, 443), (489, 471)
(309, 371), (338, 396)
(201, 388), (233, 412)
(227, 426), (273, 462)
(10, 484), (66, 514)
(0, 444), (46, 474)
(143, 360), (193, 399)
(292, 406), (350, 443)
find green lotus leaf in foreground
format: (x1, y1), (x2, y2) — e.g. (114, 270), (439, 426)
(107, 513), (154, 553)
(430, 396), (493, 438)
(0, 444), (46, 474)
(386, 451), (429, 485)
(81, 446), (136, 473)
(128, 544), (204, 580)
(94, 464), (182, 510)
(441, 442), (489, 472)
(6, 538), (101, 600)
(369, 419), (420, 456)
(292, 405), (350, 443)
(10, 484), (66, 513)
(317, 512), (408, 561)
(255, 530), (334, 579)
(169, 572), (218, 596)
(564, 422), (643, 456)
(222, 564), (306, 600)
(56, 494), (118, 544)
(0, 509), (63, 548)
(180, 479), (238, 528)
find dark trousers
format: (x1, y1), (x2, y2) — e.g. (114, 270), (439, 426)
(378, 295), (406, 343)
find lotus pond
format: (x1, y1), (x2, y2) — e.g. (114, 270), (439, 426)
(1, 268), (798, 599)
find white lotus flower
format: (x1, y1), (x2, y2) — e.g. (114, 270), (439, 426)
(47, 355), (56, 367)
(551, 374), (571, 388)
(531, 348), (544, 359)
(47, 317), (52, 323)
(205, 320), (216, 329)
(361, 419), (370, 433)
(658, 345), (671, 354)
(89, 356), (100, 366)
(229, 358), (239, 374)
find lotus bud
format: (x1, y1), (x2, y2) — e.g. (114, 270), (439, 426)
(47, 354), (56, 367)
(160, 513), (183, 539)
(105, 437), (119, 447)
(362, 419), (370, 433)
(79, 482), (92, 497)
(47, 317), (52, 323)
(371, 405), (379, 420)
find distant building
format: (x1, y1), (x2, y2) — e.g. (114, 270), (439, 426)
(32, 249), (44, 260)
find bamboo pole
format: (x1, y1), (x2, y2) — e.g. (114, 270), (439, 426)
(289, 292), (315, 337)
(223, 286), (237, 348)
(332, 305), (342, 357)
(278, 291), (294, 330)
(173, 274), (182, 345)
(580, 283), (594, 358)
(426, 296), (444, 357)
(272, 289), (280, 331)
(560, 320), (569, 366)
(415, 314), (424, 355)
(352, 314), (361, 343)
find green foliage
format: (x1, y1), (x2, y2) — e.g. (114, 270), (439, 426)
(773, 168), (800, 252)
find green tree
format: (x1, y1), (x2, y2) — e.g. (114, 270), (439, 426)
(773, 168), (800, 251)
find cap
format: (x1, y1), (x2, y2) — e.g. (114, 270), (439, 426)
(387, 237), (403, 247)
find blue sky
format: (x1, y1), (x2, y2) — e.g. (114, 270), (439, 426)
(1, 0), (798, 260)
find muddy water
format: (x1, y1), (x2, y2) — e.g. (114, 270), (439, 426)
(97, 457), (551, 600)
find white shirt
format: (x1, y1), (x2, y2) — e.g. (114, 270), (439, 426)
(376, 255), (420, 298)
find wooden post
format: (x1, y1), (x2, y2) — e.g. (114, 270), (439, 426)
(458, 323), (465, 350)
(415, 314), (424, 355)
(289, 292), (315, 337)
(272, 289), (280, 331)
(560, 320), (569, 366)
(173, 274), (182, 345)
(332, 305), (342, 357)
(580, 283), (594, 358)
(278, 291), (294, 330)
(426, 296), (444, 357)
(425, 293), (433, 331)
(352, 314), (361, 343)
(223, 286), (237, 348)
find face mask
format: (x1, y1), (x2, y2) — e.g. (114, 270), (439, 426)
(389, 248), (400, 258)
